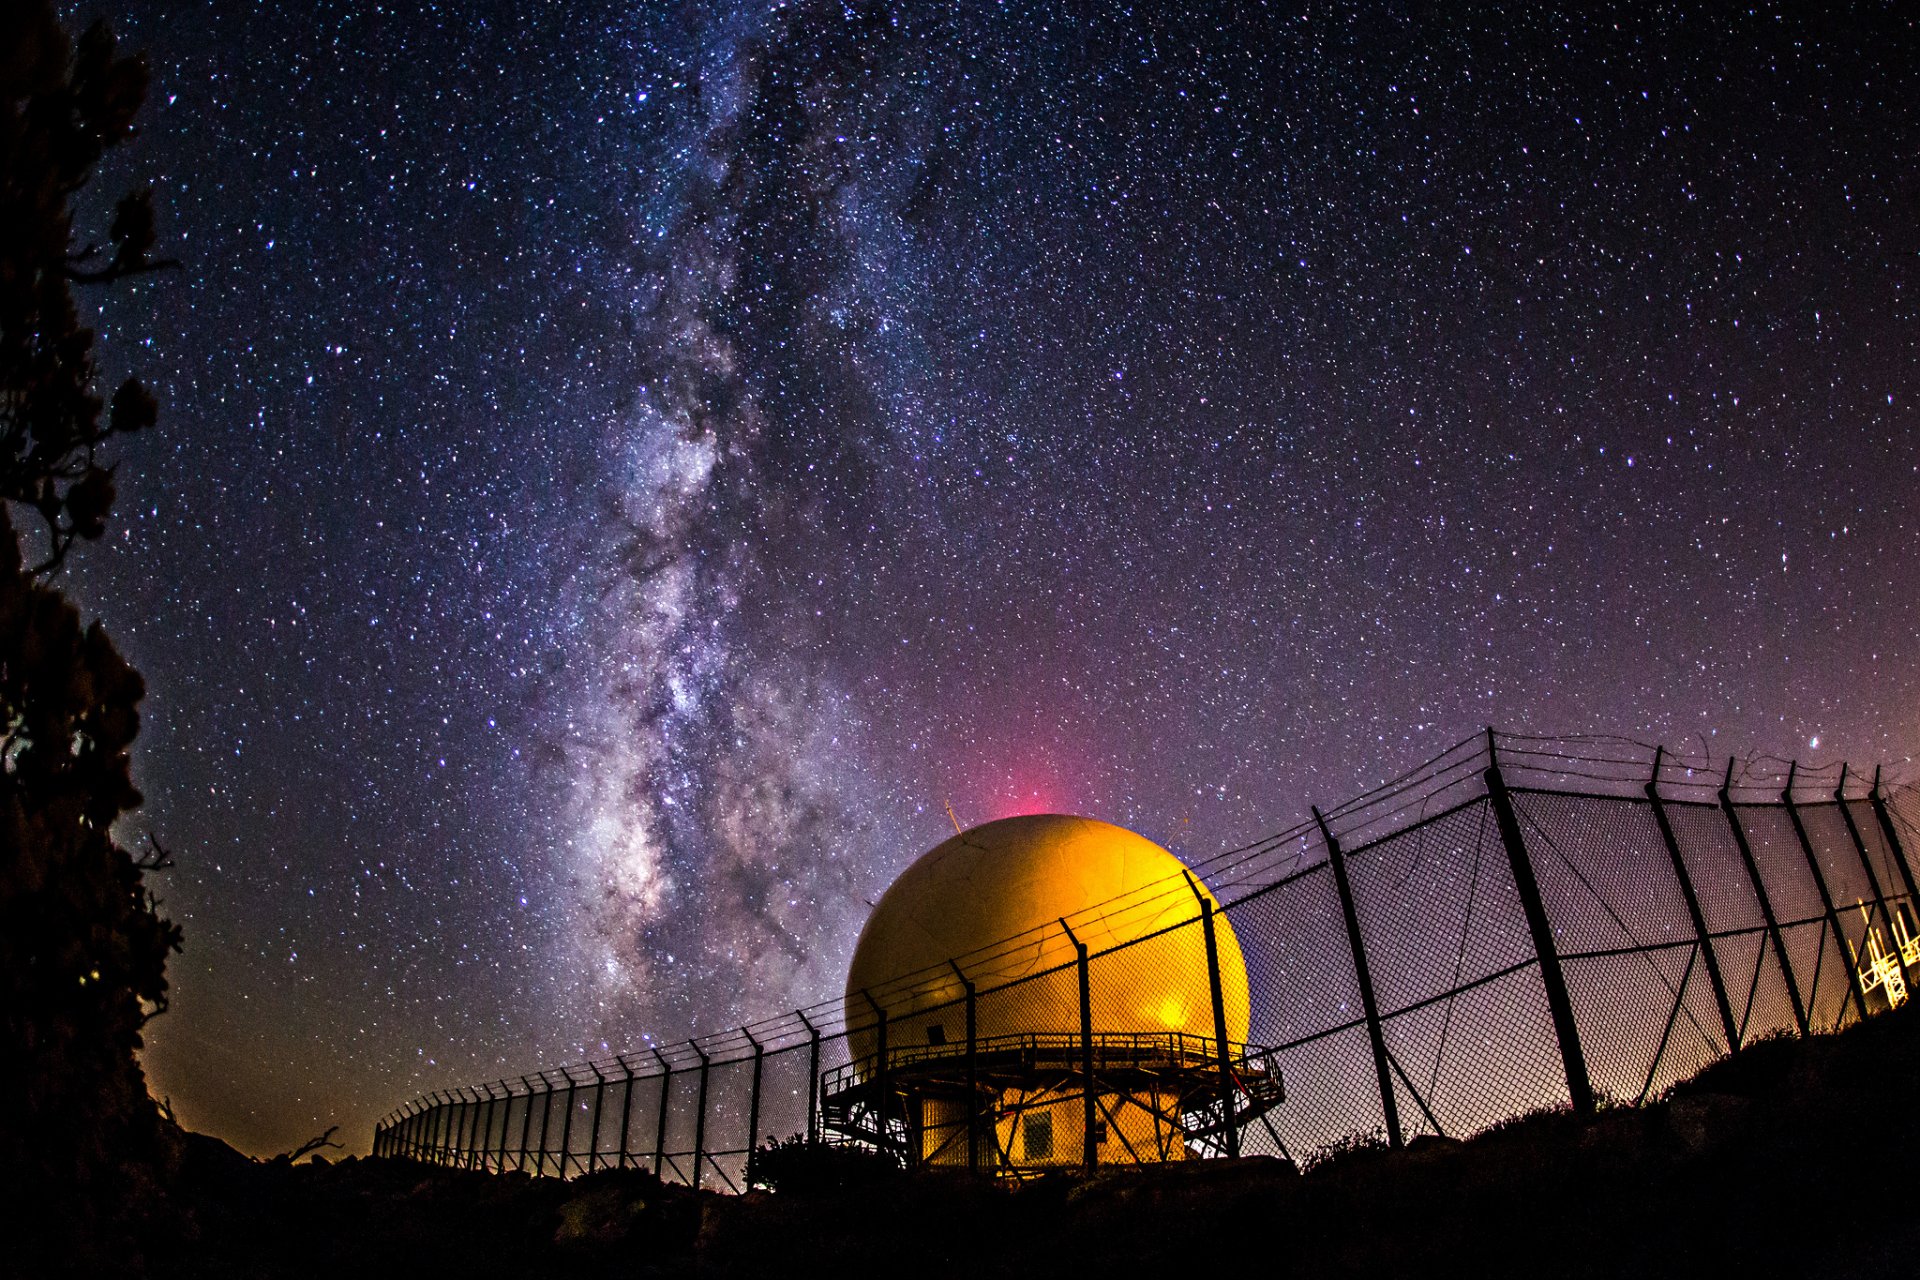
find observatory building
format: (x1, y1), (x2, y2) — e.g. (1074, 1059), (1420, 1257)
(824, 814), (1280, 1173)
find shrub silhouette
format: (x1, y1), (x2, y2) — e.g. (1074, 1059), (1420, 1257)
(745, 1134), (902, 1195)
(0, 2), (179, 1269)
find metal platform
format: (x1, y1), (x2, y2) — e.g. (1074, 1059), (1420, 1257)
(820, 1030), (1283, 1172)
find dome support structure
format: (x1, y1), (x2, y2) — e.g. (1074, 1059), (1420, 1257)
(826, 813), (1286, 1176)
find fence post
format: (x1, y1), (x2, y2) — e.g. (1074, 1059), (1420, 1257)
(615, 1055), (637, 1170)
(1184, 873), (1241, 1157)
(494, 1081), (512, 1172)
(1783, 762), (1871, 1022)
(691, 1042), (712, 1190)
(471, 1089), (489, 1167)
(458, 1094), (472, 1169)
(586, 1062), (608, 1175)
(453, 1089), (474, 1166)
(1870, 766), (1920, 912)
(468, 1087), (487, 1172)
(535, 1072), (556, 1176)
(483, 1082), (506, 1174)
(445, 1094), (460, 1164)
(1484, 729), (1595, 1116)
(470, 1086), (491, 1171)
(1720, 760), (1809, 1036)
(1836, 764), (1913, 994)
(650, 1046), (673, 1179)
(1646, 748), (1741, 1053)
(950, 960), (979, 1174)
(1314, 806), (1403, 1148)
(557, 1067), (580, 1178)
(1058, 918), (1098, 1173)
(863, 991), (891, 1160)
(517, 1076), (536, 1172)
(465, 1087), (484, 1166)
(744, 1030), (765, 1175)
(797, 1010), (821, 1145)
(423, 1094), (440, 1163)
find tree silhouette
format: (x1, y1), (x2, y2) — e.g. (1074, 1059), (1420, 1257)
(1, 1), (181, 1266)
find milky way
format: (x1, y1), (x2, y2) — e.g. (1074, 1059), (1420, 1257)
(63, 1), (1920, 1155)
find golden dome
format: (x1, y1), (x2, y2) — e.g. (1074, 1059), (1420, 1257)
(844, 814), (1249, 1060)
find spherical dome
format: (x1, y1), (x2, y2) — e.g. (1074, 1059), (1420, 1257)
(844, 815), (1249, 1060)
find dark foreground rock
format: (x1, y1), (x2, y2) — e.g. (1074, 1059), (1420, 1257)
(50, 1001), (1920, 1278)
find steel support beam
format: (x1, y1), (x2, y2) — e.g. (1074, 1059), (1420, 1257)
(1485, 730), (1594, 1115)
(1646, 747), (1741, 1053)
(690, 1042), (711, 1190)
(586, 1062), (608, 1175)
(863, 990), (890, 1161)
(1316, 806), (1403, 1147)
(651, 1047), (673, 1179)
(1059, 918), (1098, 1173)
(950, 960), (979, 1174)
(517, 1076), (536, 1173)
(744, 1031), (765, 1172)
(614, 1055), (636, 1170)
(1836, 764), (1912, 994)
(1783, 762), (1871, 1021)
(1720, 761), (1809, 1036)
(797, 1009), (821, 1145)
(557, 1067), (579, 1179)
(1186, 872), (1241, 1157)
(1871, 767), (1920, 911)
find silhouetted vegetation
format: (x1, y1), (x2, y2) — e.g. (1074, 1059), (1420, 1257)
(745, 1133), (901, 1195)
(117, 1002), (1920, 1277)
(1, 3), (179, 1272)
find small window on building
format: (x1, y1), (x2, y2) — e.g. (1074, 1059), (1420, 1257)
(1022, 1111), (1053, 1160)
(926, 1023), (946, 1045)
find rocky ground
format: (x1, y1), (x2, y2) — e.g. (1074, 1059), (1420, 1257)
(72, 1001), (1920, 1277)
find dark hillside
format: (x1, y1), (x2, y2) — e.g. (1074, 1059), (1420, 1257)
(132, 1002), (1920, 1279)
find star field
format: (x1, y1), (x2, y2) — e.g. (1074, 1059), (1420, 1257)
(61, 1), (1920, 1155)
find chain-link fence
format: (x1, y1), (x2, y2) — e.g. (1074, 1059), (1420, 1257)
(373, 731), (1920, 1181)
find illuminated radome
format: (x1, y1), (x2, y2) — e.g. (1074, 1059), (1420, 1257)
(827, 814), (1276, 1173)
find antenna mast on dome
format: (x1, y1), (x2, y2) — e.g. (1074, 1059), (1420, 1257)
(944, 798), (964, 835)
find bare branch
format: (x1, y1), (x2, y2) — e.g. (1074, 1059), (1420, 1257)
(283, 1126), (343, 1163)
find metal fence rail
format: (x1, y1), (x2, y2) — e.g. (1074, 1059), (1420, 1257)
(372, 730), (1920, 1183)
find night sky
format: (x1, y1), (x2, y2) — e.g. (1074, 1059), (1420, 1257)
(64, 1), (1920, 1156)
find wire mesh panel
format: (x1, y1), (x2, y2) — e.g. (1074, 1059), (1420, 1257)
(656, 1053), (705, 1186)
(618, 1070), (666, 1173)
(1226, 862), (1382, 1156)
(1886, 788), (1920, 867)
(1661, 801), (1801, 1044)
(689, 1054), (752, 1191)
(1799, 802), (1888, 959)
(376, 736), (1920, 1185)
(751, 1039), (817, 1151)
(1736, 805), (1859, 1032)
(1847, 798), (1917, 914)
(1510, 792), (1725, 1102)
(1083, 914), (1233, 1165)
(529, 1086), (563, 1176)
(1346, 798), (1566, 1138)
